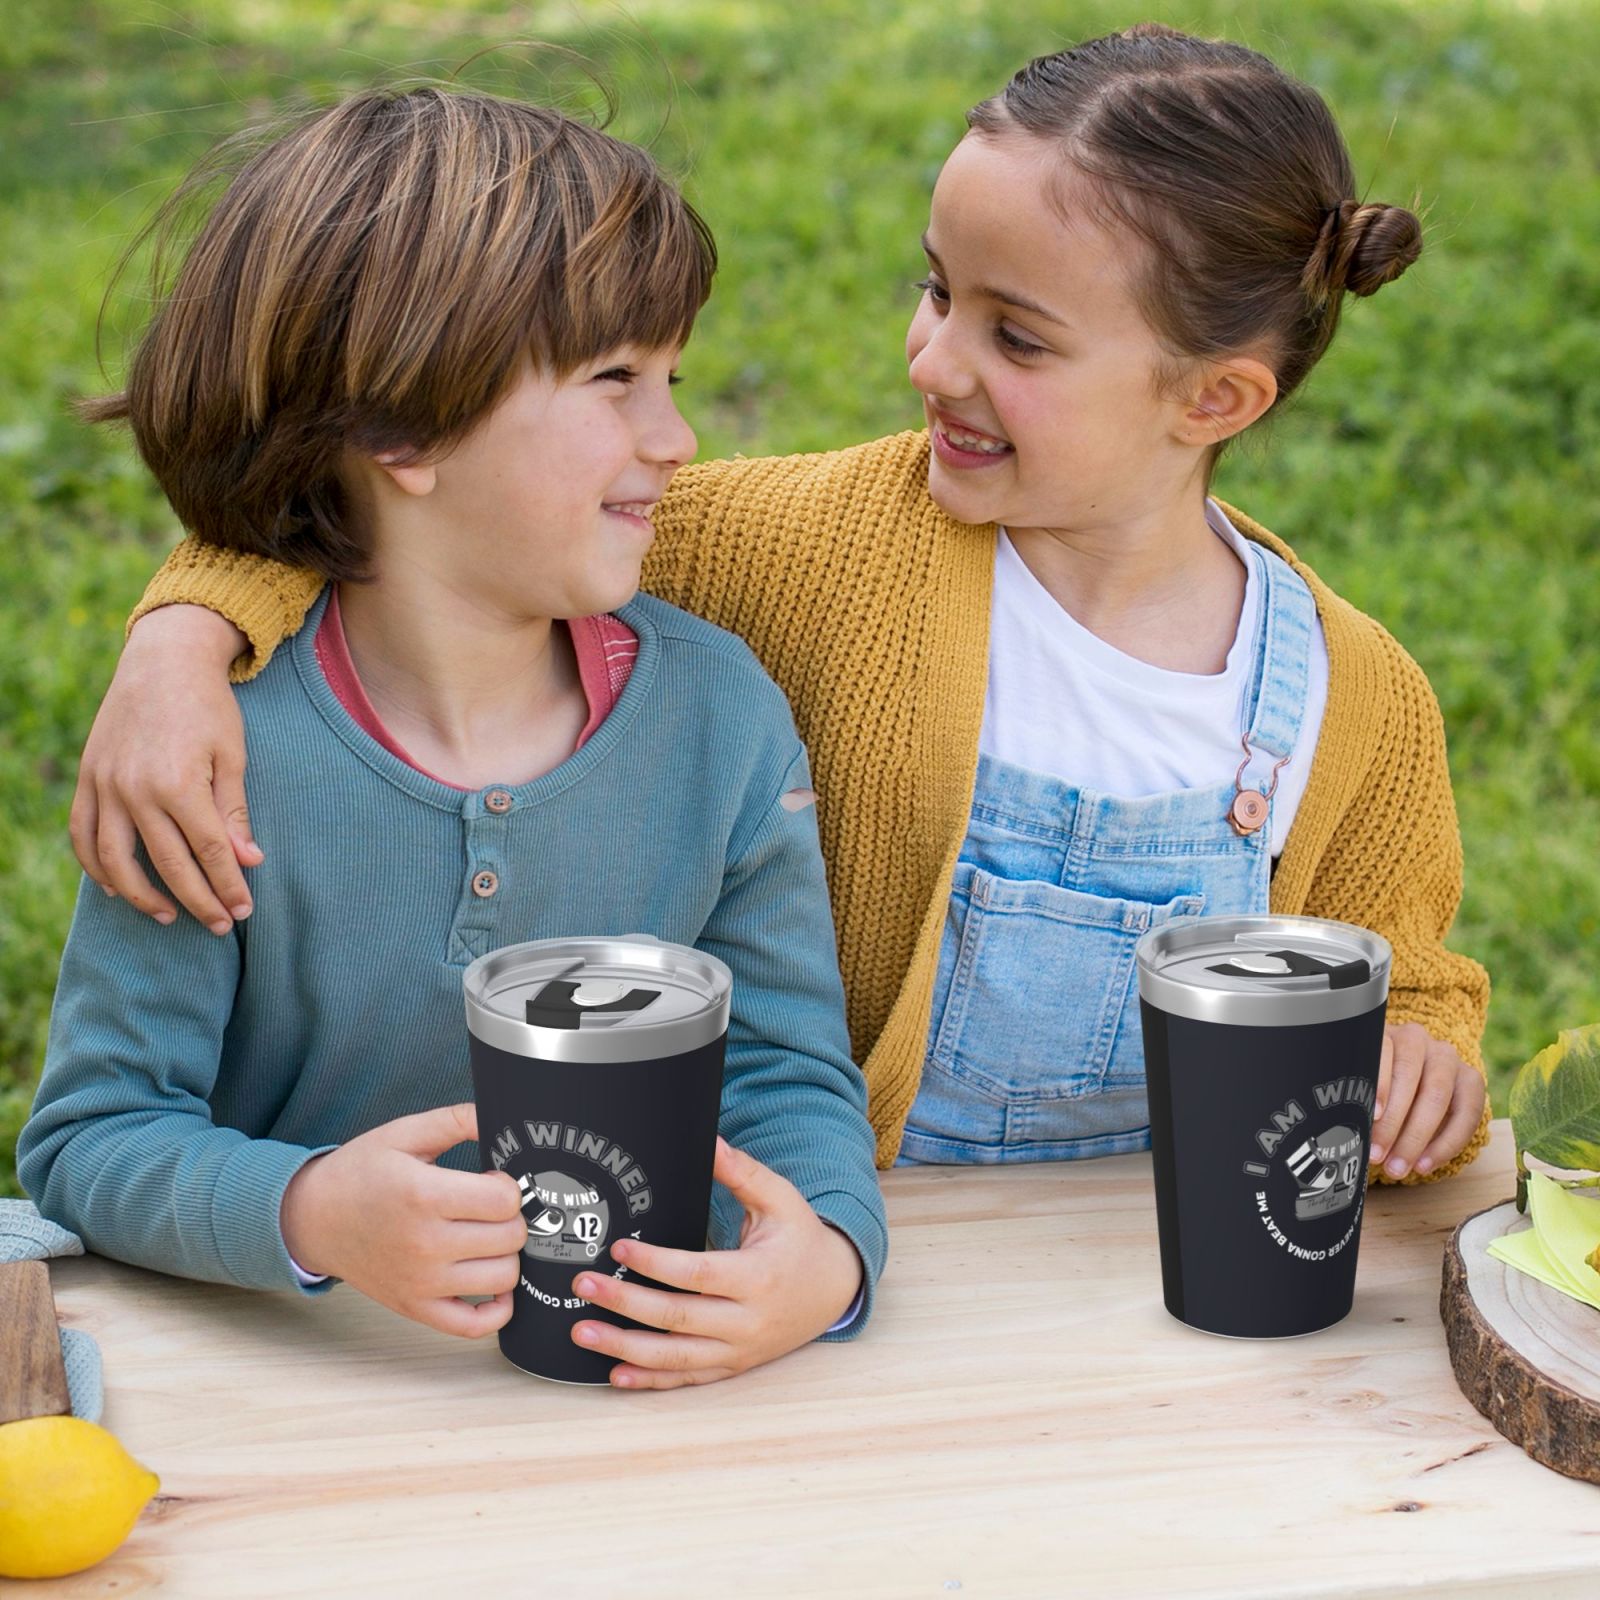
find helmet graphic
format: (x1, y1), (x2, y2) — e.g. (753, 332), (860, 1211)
(517, 1170), (611, 1264)
(1285, 1125), (1362, 1221)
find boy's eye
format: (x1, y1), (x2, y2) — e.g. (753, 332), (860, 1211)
(593, 365), (682, 386)
(913, 276), (949, 307)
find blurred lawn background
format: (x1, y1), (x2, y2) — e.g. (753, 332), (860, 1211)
(2, 0), (1597, 1193)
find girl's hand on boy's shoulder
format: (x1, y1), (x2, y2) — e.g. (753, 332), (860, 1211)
(568, 1136), (864, 1389)
(1368, 1022), (1487, 1181)
(280, 1102), (528, 1339)
(71, 604), (259, 934)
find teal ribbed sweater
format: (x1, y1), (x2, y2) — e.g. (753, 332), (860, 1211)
(20, 589), (885, 1332)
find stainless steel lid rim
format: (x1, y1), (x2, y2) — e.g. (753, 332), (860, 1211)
(464, 935), (733, 1064)
(466, 1004), (729, 1065)
(1136, 913), (1391, 1029)
(1138, 981), (1387, 1029)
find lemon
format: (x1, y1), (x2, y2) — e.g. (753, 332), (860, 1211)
(0, 1416), (160, 1579)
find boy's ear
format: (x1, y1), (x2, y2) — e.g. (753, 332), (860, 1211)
(372, 450), (437, 498)
(1181, 356), (1278, 447)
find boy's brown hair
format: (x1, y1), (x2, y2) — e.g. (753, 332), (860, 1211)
(85, 87), (717, 579)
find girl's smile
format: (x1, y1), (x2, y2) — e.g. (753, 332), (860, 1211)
(928, 407), (1014, 467)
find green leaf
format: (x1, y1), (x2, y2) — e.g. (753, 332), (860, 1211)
(1509, 1024), (1600, 1174)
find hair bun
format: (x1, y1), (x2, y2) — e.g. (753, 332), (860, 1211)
(1341, 202), (1423, 295)
(1304, 200), (1423, 300)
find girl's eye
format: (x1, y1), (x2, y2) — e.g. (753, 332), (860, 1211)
(915, 279), (1042, 357)
(997, 325), (1045, 358)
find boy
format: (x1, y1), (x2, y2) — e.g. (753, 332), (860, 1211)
(20, 87), (882, 1388)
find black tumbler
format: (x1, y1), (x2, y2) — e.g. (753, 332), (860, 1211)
(1136, 914), (1391, 1338)
(464, 935), (731, 1383)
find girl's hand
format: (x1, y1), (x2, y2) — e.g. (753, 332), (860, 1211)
(568, 1136), (865, 1389)
(280, 1102), (527, 1339)
(1369, 1021), (1487, 1180)
(70, 605), (258, 933)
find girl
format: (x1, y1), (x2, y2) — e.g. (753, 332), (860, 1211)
(70, 26), (1489, 1193)
(21, 87), (885, 1389)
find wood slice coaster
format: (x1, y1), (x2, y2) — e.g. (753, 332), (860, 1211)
(1442, 1200), (1600, 1484)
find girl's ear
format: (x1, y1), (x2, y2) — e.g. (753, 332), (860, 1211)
(1181, 357), (1278, 447)
(372, 451), (437, 498)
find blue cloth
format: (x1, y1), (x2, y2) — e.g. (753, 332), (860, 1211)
(0, 1200), (103, 1423)
(900, 542), (1314, 1164)
(20, 590), (885, 1337)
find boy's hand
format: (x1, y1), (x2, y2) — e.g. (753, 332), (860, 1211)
(1369, 1022), (1487, 1180)
(70, 604), (256, 934)
(280, 1102), (527, 1339)
(569, 1136), (864, 1389)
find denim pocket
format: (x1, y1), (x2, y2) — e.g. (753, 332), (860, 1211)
(924, 864), (1203, 1147)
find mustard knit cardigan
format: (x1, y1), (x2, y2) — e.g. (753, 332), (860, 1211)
(133, 430), (1492, 1180)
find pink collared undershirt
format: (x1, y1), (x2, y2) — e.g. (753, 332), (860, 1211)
(315, 588), (638, 785)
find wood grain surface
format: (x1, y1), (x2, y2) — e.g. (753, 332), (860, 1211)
(33, 1121), (1600, 1599)
(0, 1260), (71, 1424)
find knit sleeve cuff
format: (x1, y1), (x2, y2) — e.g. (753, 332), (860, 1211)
(211, 1141), (340, 1294)
(129, 538), (324, 683)
(806, 1190), (886, 1342)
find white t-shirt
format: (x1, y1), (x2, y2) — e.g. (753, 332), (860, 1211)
(979, 502), (1329, 857)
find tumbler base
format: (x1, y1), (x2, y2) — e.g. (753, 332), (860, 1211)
(497, 1348), (612, 1386)
(1165, 1305), (1352, 1341)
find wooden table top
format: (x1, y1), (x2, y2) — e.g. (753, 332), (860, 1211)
(36, 1119), (1600, 1598)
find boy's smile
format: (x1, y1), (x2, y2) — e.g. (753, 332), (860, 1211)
(602, 501), (661, 535)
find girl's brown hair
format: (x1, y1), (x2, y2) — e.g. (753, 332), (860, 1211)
(967, 23), (1420, 446)
(85, 87), (717, 579)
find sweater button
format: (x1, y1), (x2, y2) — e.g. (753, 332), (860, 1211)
(472, 870), (500, 898)
(484, 789), (513, 814)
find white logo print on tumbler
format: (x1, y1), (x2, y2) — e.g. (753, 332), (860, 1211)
(1137, 915), (1392, 1338)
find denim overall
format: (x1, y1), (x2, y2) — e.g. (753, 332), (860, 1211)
(898, 541), (1315, 1165)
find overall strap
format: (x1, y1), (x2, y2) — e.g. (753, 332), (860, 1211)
(1239, 542), (1316, 774)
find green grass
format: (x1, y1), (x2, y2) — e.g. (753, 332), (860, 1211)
(3, 0), (1597, 1194)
